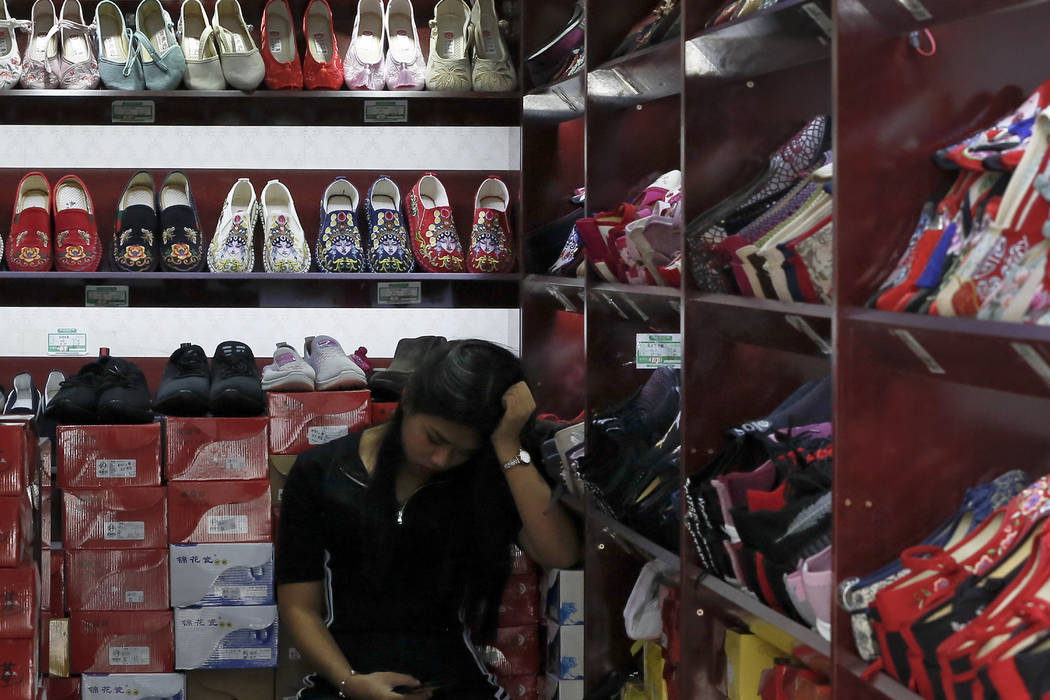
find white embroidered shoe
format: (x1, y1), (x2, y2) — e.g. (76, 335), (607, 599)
(470, 0), (516, 91)
(48, 0), (99, 89)
(208, 178), (258, 273)
(383, 0), (424, 90)
(261, 179), (310, 273)
(343, 0), (384, 90)
(20, 0), (58, 88)
(425, 0), (471, 91)
(0, 0), (30, 89)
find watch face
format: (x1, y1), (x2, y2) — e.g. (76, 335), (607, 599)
(519, 448), (531, 464)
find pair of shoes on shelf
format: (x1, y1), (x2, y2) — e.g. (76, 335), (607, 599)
(15, 0), (98, 89)
(261, 0), (341, 90)
(44, 351), (152, 424)
(424, 0), (516, 92)
(207, 178), (311, 273)
(262, 335), (367, 392)
(6, 171), (99, 272)
(95, 0), (185, 91)
(154, 341), (265, 417)
(343, 0), (424, 91)
(112, 171), (205, 273)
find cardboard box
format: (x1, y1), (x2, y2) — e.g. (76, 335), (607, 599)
(267, 391), (370, 454)
(267, 455), (297, 507)
(70, 610), (174, 674)
(49, 617), (69, 676)
(81, 673), (185, 699)
(58, 423), (162, 488)
(498, 572), (541, 627)
(165, 418), (269, 482)
(46, 548), (64, 614)
(545, 569), (584, 626)
(43, 675), (79, 700)
(542, 675), (583, 700)
(0, 637), (34, 699)
(186, 669), (275, 700)
(481, 624), (541, 677)
(0, 565), (37, 638)
(0, 421), (31, 497)
(275, 630), (317, 700)
(498, 673), (541, 700)
(63, 487), (168, 550)
(724, 629), (780, 700)
(174, 605), (278, 670)
(546, 622), (583, 680)
(167, 481), (272, 544)
(0, 494), (32, 566)
(371, 401), (398, 424)
(170, 543), (274, 608)
(66, 548), (170, 611)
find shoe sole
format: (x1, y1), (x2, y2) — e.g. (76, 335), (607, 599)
(96, 400), (154, 425)
(153, 389), (211, 417)
(315, 367), (367, 392)
(261, 372), (315, 392)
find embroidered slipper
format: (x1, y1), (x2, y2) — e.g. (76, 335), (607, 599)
(53, 174), (101, 272)
(405, 172), (465, 272)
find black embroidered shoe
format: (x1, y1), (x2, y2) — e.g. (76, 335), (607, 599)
(112, 171), (159, 272)
(154, 343), (210, 416)
(158, 171), (205, 272)
(209, 341), (266, 417)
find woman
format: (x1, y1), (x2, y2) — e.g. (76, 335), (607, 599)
(277, 339), (581, 699)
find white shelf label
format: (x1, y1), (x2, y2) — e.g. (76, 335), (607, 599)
(111, 100), (155, 124)
(378, 281), (422, 305)
(364, 99), (408, 123)
(47, 328), (88, 356)
(85, 285), (129, 307)
(636, 333), (682, 369)
(96, 459), (137, 479)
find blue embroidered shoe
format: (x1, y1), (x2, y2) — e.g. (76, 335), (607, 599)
(365, 176), (414, 273)
(316, 178), (365, 273)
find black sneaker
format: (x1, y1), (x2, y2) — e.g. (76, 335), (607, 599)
(96, 357), (153, 424)
(154, 343), (210, 416)
(209, 341), (266, 417)
(44, 357), (112, 424)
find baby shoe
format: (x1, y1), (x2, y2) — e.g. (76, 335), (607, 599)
(95, 0), (144, 90)
(365, 176), (414, 272)
(302, 0), (342, 90)
(383, 0), (425, 90)
(179, 0), (225, 89)
(53, 174), (101, 272)
(158, 171), (205, 272)
(260, 0), (302, 90)
(467, 176), (514, 273)
(343, 0), (384, 90)
(405, 172), (465, 272)
(316, 177), (365, 272)
(261, 179), (311, 273)
(425, 0), (471, 91)
(208, 178), (258, 272)
(7, 172), (52, 271)
(112, 171), (159, 272)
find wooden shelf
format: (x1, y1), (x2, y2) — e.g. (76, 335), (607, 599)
(589, 282), (682, 327)
(844, 0), (1046, 33)
(587, 40), (682, 107)
(687, 293), (832, 356)
(524, 75), (586, 123)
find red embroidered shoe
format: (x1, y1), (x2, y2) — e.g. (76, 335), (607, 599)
(7, 172), (52, 271)
(261, 0), (303, 90)
(404, 172), (465, 272)
(467, 176), (514, 273)
(53, 174), (100, 272)
(302, 0), (343, 90)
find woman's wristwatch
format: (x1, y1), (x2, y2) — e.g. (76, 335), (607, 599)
(335, 670), (357, 698)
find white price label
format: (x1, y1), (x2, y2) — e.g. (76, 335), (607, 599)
(217, 647), (273, 661)
(104, 521), (145, 541)
(308, 426), (349, 445)
(635, 333), (682, 369)
(217, 585), (269, 600)
(109, 645), (150, 666)
(96, 459), (137, 478)
(207, 515), (249, 535)
(125, 590), (145, 604)
(224, 457), (247, 471)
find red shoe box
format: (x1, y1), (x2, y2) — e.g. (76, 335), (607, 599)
(58, 424), (162, 488)
(47, 548), (63, 614)
(499, 673), (542, 700)
(268, 391), (371, 454)
(0, 420), (32, 497)
(165, 417), (269, 482)
(70, 610), (174, 674)
(0, 637), (35, 698)
(371, 401), (398, 424)
(167, 480), (272, 544)
(0, 495), (32, 567)
(42, 676), (80, 700)
(0, 566), (37, 638)
(66, 549), (169, 611)
(63, 487), (168, 550)
(497, 572), (541, 627)
(485, 624), (541, 677)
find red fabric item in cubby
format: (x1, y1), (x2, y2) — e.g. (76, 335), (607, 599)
(497, 672), (541, 700)
(167, 480), (272, 544)
(70, 610), (174, 673)
(63, 487), (168, 550)
(57, 423), (162, 488)
(497, 572), (541, 627)
(164, 417), (269, 481)
(486, 624), (542, 677)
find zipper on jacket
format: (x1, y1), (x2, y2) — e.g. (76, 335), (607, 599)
(396, 482), (439, 525)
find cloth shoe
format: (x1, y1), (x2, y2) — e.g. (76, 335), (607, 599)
(316, 177), (365, 272)
(42, 370), (64, 411)
(302, 0), (342, 90)
(382, 0), (425, 90)
(260, 0), (302, 90)
(47, 0), (98, 89)
(95, 0), (144, 90)
(368, 335), (447, 400)
(0, 0), (30, 89)
(405, 172), (465, 272)
(208, 178), (257, 272)
(469, 0), (516, 91)
(303, 335), (367, 391)
(178, 0), (225, 89)
(425, 0), (472, 92)
(153, 343), (210, 416)
(19, 0), (58, 88)
(158, 171), (205, 272)
(261, 342), (315, 391)
(96, 357), (153, 424)
(209, 341), (265, 417)
(261, 179), (310, 273)
(467, 176), (514, 272)
(53, 174), (100, 272)
(43, 355), (110, 424)
(3, 373), (40, 416)
(112, 171), (159, 272)
(134, 0), (186, 91)
(365, 175), (413, 272)
(343, 0), (384, 90)
(212, 0), (265, 91)
(7, 172), (52, 271)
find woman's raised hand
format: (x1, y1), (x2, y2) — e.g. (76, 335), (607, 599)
(491, 380), (536, 449)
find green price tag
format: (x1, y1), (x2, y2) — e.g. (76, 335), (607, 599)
(111, 100), (156, 123)
(48, 328), (88, 356)
(85, 285), (129, 307)
(377, 281), (422, 305)
(364, 99), (409, 123)
(635, 333), (682, 369)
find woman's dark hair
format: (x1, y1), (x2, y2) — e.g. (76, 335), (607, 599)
(363, 339), (533, 640)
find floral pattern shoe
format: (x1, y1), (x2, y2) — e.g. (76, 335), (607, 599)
(365, 176), (413, 273)
(470, 0), (516, 91)
(158, 171), (204, 272)
(7, 172), (52, 271)
(53, 174), (100, 272)
(48, 0), (99, 89)
(317, 178), (364, 273)
(425, 0), (472, 92)
(20, 0), (58, 89)
(405, 172), (465, 272)
(112, 171), (159, 272)
(0, 1), (30, 89)
(467, 177), (514, 273)
(383, 0), (425, 90)
(261, 179), (310, 273)
(343, 0), (384, 90)
(208, 178), (257, 273)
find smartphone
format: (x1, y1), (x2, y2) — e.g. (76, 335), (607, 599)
(392, 680), (454, 695)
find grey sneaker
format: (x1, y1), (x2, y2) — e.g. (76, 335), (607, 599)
(303, 336), (366, 391)
(262, 343), (316, 392)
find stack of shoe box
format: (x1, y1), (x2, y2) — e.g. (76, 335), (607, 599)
(0, 418), (40, 699)
(59, 422), (175, 685)
(165, 416), (277, 689)
(543, 568), (585, 700)
(268, 390), (371, 700)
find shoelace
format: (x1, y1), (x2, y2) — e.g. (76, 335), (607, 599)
(45, 17), (98, 58)
(219, 355), (255, 379)
(0, 18), (32, 32)
(172, 351), (208, 377)
(122, 30), (141, 77)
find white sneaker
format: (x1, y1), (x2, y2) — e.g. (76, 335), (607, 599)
(261, 179), (311, 273)
(304, 335), (367, 391)
(425, 0), (471, 91)
(43, 369), (65, 409)
(261, 342), (316, 391)
(208, 178), (258, 272)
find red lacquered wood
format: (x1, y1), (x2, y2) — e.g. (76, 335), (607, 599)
(522, 117), (584, 237)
